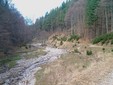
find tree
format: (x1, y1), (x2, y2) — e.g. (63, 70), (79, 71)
(0, 0), (35, 53)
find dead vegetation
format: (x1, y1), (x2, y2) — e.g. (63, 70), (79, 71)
(35, 42), (113, 85)
(20, 48), (47, 59)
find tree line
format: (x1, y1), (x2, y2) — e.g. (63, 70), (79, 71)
(34, 0), (72, 32)
(33, 0), (113, 41)
(0, 0), (36, 54)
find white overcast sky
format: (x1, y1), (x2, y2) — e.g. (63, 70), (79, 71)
(11, 0), (67, 22)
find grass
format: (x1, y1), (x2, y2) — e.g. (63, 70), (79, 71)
(35, 52), (95, 85)
(23, 48), (47, 59)
(7, 61), (16, 68)
(73, 49), (80, 53)
(35, 42), (113, 85)
(0, 55), (21, 68)
(73, 43), (77, 47)
(54, 36), (67, 42)
(35, 68), (45, 85)
(52, 35), (58, 41)
(61, 53), (92, 68)
(60, 36), (67, 41)
(92, 32), (113, 44)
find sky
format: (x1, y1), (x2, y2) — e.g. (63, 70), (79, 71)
(12, 0), (67, 23)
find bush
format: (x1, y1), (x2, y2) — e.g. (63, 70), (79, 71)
(52, 35), (58, 40)
(102, 48), (105, 52)
(60, 37), (67, 41)
(92, 32), (113, 44)
(86, 50), (92, 55)
(74, 49), (79, 53)
(60, 41), (63, 45)
(101, 39), (106, 45)
(73, 44), (77, 47)
(102, 48), (105, 51)
(68, 34), (80, 42)
(105, 40), (109, 45)
(111, 39), (113, 44)
(111, 49), (113, 52)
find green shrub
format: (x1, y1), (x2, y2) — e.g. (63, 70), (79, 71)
(68, 34), (80, 42)
(111, 39), (113, 44)
(111, 49), (113, 52)
(101, 39), (106, 45)
(60, 41), (63, 45)
(73, 49), (79, 53)
(73, 44), (77, 47)
(105, 40), (109, 45)
(92, 32), (113, 44)
(60, 37), (67, 41)
(77, 41), (80, 44)
(92, 37), (102, 44)
(52, 35), (58, 40)
(102, 48), (105, 52)
(102, 48), (105, 51)
(86, 50), (92, 55)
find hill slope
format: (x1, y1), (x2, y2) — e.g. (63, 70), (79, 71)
(33, 0), (113, 41)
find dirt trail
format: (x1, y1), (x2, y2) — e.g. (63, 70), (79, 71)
(0, 44), (66, 85)
(90, 44), (113, 85)
(97, 70), (113, 85)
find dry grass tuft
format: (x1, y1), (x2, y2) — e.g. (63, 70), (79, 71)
(35, 45), (113, 85)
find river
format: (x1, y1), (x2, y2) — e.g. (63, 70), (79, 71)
(0, 44), (66, 85)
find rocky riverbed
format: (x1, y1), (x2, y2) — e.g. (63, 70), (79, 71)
(0, 44), (66, 85)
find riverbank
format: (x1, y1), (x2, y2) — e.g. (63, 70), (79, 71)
(0, 44), (66, 85)
(35, 43), (113, 85)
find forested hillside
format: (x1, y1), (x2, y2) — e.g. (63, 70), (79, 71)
(33, 0), (113, 41)
(1, 0), (113, 54)
(0, 0), (35, 55)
